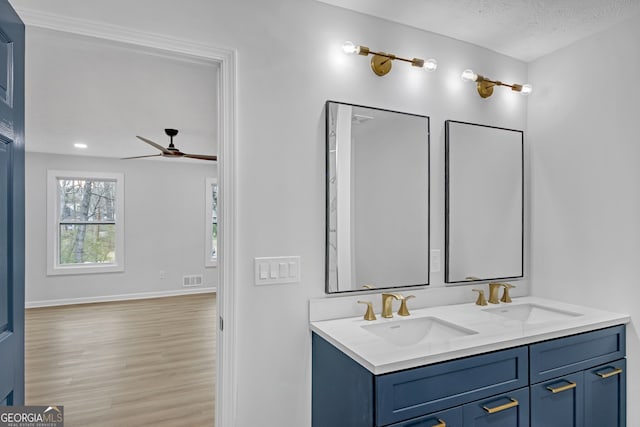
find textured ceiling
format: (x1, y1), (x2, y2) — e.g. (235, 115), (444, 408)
(317, 0), (640, 61)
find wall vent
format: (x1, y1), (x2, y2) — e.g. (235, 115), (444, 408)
(182, 274), (203, 287)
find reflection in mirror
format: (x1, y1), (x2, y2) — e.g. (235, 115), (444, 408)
(326, 101), (430, 293)
(445, 120), (523, 284)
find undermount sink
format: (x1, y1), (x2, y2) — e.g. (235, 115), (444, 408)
(483, 303), (582, 324)
(361, 316), (477, 347)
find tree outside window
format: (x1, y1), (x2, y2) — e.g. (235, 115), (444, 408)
(58, 178), (117, 264)
(205, 177), (218, 267)
(47, 171), (124, 275)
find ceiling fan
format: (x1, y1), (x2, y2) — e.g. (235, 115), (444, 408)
(122, 128), (217, 161)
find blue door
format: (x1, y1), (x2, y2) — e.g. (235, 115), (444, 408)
(0, 0), (24, 407)
(530, 371), (584, 427)
(584, 359), (626, 427)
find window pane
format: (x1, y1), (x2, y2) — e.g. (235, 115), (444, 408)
(59, 224), (116, 264)
(57, 179), (117, 222)
(211, 184), (218, 259)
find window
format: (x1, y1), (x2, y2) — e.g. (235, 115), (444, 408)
(205, 177), (218, 267)
(47, 171), (124, 275)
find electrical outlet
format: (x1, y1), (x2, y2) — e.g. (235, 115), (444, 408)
(159, 270), (166, 279)
(430, 249), (441, 273)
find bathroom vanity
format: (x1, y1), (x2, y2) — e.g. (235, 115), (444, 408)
(311, 297), (629, 427)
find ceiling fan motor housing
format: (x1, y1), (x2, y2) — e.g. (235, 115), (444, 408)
(164, 128), (179, 149)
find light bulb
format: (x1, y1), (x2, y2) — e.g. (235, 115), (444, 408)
(342, 41), (358, 54)
(424, 58), (438, 72)
(461, 69), (478, 82)
(521, 84), (533, 95)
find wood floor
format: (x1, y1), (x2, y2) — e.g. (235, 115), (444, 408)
(25, 293), (216, 426)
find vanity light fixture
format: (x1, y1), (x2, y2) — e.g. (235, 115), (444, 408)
(461, 69), (532, 98)
(342, 41), (437, 77)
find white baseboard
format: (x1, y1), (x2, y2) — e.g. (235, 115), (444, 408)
(25, 287), (217, 308)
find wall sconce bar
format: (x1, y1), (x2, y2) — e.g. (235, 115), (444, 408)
(461, 69), (532, 98)
(343, 41), (437, 76)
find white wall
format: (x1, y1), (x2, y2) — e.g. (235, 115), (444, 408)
(25, 152), (218, 305)
(10, 1), (530, 425)
(528, 14), (640, 425)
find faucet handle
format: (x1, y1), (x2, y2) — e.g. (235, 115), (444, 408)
(472, 289), (488, 306)
(500, 283), (515, 303)
(397, 295), (415, 316)
(362, 284), (376, 290)
(357, 301), (377, 321)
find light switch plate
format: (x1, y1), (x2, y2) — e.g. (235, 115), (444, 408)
(254, 256), (301, 285)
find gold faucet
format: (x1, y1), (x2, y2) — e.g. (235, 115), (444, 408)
(357, 300), (377, 320)
(488, 283), (503, 304)
(397, 295), (415, 316)
(488, 282), (515, 304)
(500, 283), (515, 303)
(472, 288), (488, 306)
(381, 293), (403, 318)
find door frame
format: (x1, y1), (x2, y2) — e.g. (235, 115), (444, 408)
(13, 9), (238, 426)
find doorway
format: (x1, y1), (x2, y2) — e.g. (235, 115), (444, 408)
(20, 19), (235, 426)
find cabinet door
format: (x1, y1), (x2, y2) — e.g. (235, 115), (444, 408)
(463, 387), (529, 426)
(530, 371), (583, 427)
(584, 359), (626, 427)
(389, 406), (463, 427)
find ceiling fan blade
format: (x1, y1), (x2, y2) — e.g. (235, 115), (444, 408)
(121, 154), (162, 160)
(136, 136), (171, 154)
(183, 153), (218, 161)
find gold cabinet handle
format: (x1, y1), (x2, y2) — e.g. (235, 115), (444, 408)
(483, 398), (519, 414)
(432, 419), (446, 427)
(596, 367), (623, 379)
(546, 381), (577, 394)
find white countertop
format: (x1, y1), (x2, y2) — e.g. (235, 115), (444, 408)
(309, 296), (630, 375)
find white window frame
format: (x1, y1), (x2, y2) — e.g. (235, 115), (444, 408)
(47, 170), (125, 275)
(205, 177), (218, 267)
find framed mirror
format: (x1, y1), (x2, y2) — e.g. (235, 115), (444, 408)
(445, 120), (523, 284)
(326, 101), (430, 293)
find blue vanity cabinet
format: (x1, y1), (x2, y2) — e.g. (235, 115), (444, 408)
(375, 346), (528, 426)
(529, 325), (626, 427)
(312, 333), (375, 427)
(584, 359), (627, 427)
(462, 387), (529, 427)
(529, 325), (625, 384)
(312, 333), (527, 427)
(313, 325), (626, 427)
(530, 371), (584, 427)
